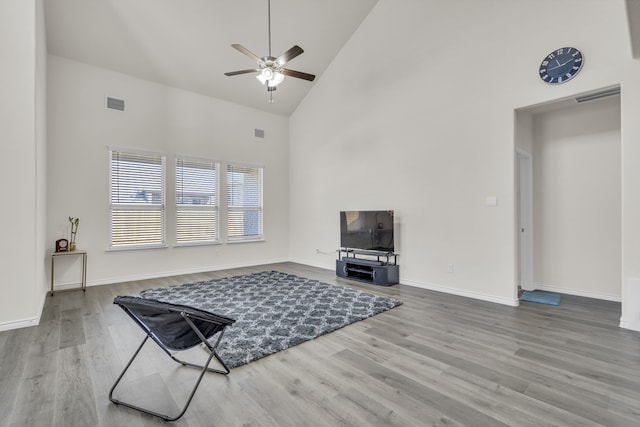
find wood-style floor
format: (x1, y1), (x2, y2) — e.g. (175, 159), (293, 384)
(1, 262), (640, 427)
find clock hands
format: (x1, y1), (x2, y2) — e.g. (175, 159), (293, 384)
(548, 58), (574, 71)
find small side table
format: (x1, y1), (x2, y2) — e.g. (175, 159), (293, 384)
(51, 250), (87, 296)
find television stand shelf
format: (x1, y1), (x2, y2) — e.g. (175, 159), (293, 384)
(336, 249), (399, 286)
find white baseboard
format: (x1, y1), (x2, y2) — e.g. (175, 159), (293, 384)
(289, 257), (334, 272)
(0, 316), (40, 332)
(619, 318), (640, 331)
(81, 257), (290, 288)
(0, 286), (50, 332)
(535, 283), (621, 302)
(401, 279), (520, 307)
(293, 257), (520, 307)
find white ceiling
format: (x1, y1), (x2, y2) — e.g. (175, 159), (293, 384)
(627, 0), (640, 58)
(44, 0), (378, 116)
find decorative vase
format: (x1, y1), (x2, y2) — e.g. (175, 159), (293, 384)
(70, 242), (76, 252)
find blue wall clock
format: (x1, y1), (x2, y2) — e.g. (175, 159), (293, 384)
(539, 47), (584, 85)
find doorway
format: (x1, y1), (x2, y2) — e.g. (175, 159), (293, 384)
(514, 87), (622, 302)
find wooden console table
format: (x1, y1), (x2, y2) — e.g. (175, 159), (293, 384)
(50, 250), (87, 296)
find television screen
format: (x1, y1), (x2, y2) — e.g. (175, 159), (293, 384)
(340, 210), (394, 252)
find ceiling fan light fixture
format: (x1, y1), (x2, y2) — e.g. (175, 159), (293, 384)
(268, 71), (284, 87)
(261, 67), (274, 80)
(256, 68), (284, 87)
(225, 0), (315, 103)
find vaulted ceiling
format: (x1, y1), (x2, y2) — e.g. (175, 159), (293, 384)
(627, 0), (640, 58)
(44, 1), (640, 116)
(45, 0), (378, 116)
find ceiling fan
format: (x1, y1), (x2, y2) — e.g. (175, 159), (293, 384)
(224, 0), (316, 103)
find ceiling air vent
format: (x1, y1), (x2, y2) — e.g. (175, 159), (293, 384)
(106, 96), (125, 112)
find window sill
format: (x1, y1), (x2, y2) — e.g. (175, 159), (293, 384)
(227, 238), (265, 244)
(174, 241), (222, 248)
(107, 244), (168, 253)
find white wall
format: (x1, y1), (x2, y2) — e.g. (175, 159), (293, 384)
(0, 0), (47, 331)
(621, 61), (640, 330)
(47, 55), (290, 288)
(5, 0), (640, 331)
(289, 0), (640, 314)
(532, 96), (621, 300)
(36, 0), (48, 312)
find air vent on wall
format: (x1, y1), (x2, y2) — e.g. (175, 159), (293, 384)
(575, 87), (620, 103)
(106, 96), (125, 112)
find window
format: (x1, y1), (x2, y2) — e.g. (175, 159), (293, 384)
(109, 148), (166, 249)
(176, 156), (219, 245)
(227, 163), (263, 241)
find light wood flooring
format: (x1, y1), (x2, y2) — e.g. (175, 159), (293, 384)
(1, 262), (640, 426)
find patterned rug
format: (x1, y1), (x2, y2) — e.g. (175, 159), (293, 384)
(138, 270), (402, 368)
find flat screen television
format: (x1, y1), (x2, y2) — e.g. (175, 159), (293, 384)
(340, 210), (394, 252)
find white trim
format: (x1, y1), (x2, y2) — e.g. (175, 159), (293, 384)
(401, 279), (520, 307)
(619, 318), (640, 331)
(81, 257), (289, 287)
(0, 316), (39, 332)
(175, 153), (222, 164)
(293, 259), (336, 271)
(173, 241), (222, 248)
(106, 244), (168, 252)
(107, 145), (166, 157)
(227, 238), (265, 244)
(50, 282), (86, 292)
(291, 258), (520, 306)
(535, 283), (621, 302)
(224, 160), (265, 170)
(0, 288), (48, 332)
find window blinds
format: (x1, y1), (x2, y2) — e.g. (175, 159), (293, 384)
(176, 157), (219, 244)
(227, 164), (263, 241)
(109, 149), (166, 248)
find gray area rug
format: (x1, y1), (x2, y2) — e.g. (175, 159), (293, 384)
(138, 270), (402, 368)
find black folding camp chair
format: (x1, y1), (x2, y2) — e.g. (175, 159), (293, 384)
(109, 295), (236, 421)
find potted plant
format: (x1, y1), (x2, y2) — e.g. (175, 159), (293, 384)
(69, 217), (79, 251)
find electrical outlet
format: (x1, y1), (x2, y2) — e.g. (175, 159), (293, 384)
(447, 264), (454, 273)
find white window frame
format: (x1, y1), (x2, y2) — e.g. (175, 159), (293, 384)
(108, 147), (167, 250)
(226, 162), (264, 242)
(175, 155), (220, 246)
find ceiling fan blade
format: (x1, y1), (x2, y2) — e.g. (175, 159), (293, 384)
(282, 68), (316, 81)
(231, 44), (263, 64)
(276, 45), (304, 66)
(224, 69), (260, 76)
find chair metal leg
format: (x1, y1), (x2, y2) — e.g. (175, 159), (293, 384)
(171, 347), (230, 375)
(109, 333), (224, 422)
(171, 324), (231, 374)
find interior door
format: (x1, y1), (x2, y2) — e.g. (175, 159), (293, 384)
(517, 150), (534, 291)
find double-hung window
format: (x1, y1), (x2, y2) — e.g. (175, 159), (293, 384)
(227, 163), (263, 241)
(176, 156), (220, 245)
(109, 148), (166, 249)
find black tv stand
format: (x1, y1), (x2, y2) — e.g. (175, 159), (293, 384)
(336, 249), (399, 286)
